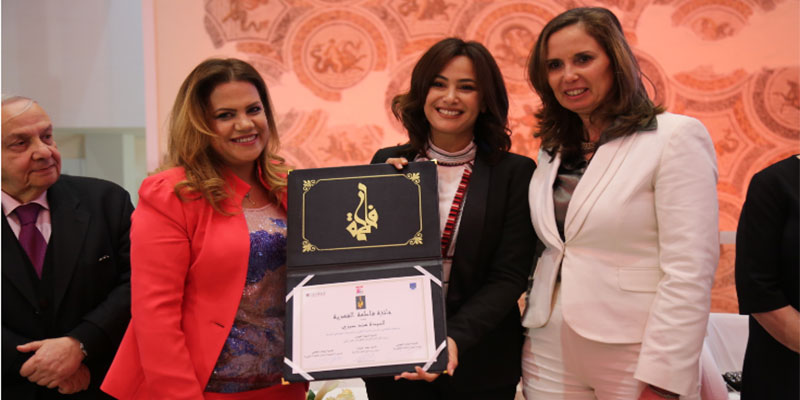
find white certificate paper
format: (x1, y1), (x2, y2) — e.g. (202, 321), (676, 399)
(292, 275), (437, 373)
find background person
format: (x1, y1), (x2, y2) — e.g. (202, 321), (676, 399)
(101, 58), (306, 399)
(364, 37), (538, 400)
(735, 154), (799, 399)
(522, 8), (719, 399)
(2, 96), (133, 399)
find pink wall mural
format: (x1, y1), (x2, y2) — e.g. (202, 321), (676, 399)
(149, 0), (800, 312)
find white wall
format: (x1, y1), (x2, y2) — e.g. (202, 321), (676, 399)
(2, 0), (147, 202)
(2, 0), (145, 128)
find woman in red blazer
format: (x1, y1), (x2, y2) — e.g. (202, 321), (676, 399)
(101, 58), (306, 400)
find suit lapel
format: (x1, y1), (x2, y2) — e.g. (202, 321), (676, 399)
(451, 155), (490, 289)
(2, 214), (40, 307)
(532, 150), (564, 248)
(47, 179), (90, 312)
(563, 134), (635, 240)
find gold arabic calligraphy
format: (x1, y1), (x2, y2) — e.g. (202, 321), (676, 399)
(346, 183), (378, 241)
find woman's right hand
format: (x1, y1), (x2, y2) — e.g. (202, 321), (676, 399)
(386, 157), (408, 170)
(393, 337), (458, 382)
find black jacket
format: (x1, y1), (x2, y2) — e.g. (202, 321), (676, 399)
(371, 145), (537, 389)
(2, 175), (133, 399)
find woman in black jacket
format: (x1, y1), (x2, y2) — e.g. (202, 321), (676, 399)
(363, 37), (537, 400)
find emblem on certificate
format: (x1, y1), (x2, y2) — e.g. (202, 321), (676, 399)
(346, 183), (378, 241)
(355, 295), (366, 309)
(284, 162), (447, 382)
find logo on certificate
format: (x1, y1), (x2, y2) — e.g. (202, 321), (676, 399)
(356, 295), (366, 309)
(346, 183), (379, 241)
(409, 282), (417, 290)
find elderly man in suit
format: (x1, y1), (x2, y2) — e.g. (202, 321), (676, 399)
(1, 96), (132, 399)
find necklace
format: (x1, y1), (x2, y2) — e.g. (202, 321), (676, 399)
(244, 191), (256, 207)
(581, 141), (598, 153)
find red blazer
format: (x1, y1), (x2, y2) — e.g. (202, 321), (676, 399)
(101, 167), (301, 399)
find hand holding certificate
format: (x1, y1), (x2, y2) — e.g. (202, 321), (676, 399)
(296, 274), (435, 373)
(284, 262), (448, 382)
(394, 337), (458, 382)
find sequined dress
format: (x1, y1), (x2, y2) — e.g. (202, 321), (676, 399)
(205, 203), (288, 393)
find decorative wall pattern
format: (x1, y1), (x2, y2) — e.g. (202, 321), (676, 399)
(153, 0), (800, 312)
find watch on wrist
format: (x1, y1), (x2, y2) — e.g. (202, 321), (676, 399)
(78, 341), (88, 358)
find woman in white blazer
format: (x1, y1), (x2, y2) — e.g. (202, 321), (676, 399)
(521, 8), (719, 400)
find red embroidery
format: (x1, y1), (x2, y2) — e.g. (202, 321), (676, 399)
(441, 167), (471, 258)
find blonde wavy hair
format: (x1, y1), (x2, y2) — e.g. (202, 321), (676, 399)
(164, 58), (288, 214)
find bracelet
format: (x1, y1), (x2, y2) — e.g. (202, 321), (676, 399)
(649, 385), (679, 399)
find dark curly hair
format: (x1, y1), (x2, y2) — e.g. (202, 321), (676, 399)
(392, 37), (511, 163)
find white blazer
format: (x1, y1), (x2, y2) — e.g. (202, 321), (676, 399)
(522, 113), (719, 395)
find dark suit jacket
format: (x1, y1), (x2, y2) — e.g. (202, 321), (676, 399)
(736, 155), (799, 399)
(2, 174), (133, 399)
(371, 145), (537, 389)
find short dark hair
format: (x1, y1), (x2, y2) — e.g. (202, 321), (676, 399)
(527, 7), (663, 158)
(392, 38), (511, 162)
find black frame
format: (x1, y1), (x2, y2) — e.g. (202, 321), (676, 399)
(283, 162), (447, 382)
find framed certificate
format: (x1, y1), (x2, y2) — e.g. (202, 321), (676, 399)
(286, 162), (440, 268)
(283, 260), (447, 381)
(283, 162), (447, 382)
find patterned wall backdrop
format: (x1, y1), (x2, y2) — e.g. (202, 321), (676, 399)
(152, 0), (800, 312)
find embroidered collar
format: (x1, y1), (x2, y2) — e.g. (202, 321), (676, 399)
(423, 140), (477, 166)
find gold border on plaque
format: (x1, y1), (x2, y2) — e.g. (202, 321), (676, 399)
(301, 173), (424, 252)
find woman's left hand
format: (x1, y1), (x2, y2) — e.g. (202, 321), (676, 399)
(394, 337), (458, 382)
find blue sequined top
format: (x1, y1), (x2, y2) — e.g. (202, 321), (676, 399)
(205, 203), (288, 393)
